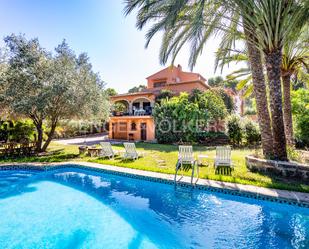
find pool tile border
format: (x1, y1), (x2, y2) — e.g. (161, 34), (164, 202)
(1, 161), (309, 208)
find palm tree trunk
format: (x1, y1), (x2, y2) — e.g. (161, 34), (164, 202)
(282, 74), (294, 145)
(265, 49), (287, 161)
(243, 29), (274, 158)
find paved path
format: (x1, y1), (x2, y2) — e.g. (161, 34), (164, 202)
(1, 161), (309, 206)
(54, 134), (110, 146)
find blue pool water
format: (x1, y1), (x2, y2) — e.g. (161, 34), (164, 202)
(0, 167), (308, 249)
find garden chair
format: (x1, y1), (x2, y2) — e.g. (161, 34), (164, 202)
(20, 142), (31, 156)
(214, 146), (233, 170)
(123, 143), (143, 160)
(0, 143), (4, 158)
(100, 142), (116, 159)
(175, 145), (198, 184)
(29, 142), (37, 155)
(5, 142), (18, 157)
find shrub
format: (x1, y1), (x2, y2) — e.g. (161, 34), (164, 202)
(53, 120), (102, 138)
(153, 93), (199, 143)
(226, 115), (243, 145)
(54, 121), (79, 138)
(113, 102), (127, 112)
(197, 90), (227, 120)
(155, 89), (174, 103)
(212, 87), (235, 113)
(153, 91), (227, 143)
(287, 146), (301, 162)
(196, 131), (225, 140)
(0, 120), (35, 142)
(243, 119), (261, 146)
(226, 115), (261, 146)
(0, 121), (10, 142)
(292, 89), (309, 148)
(10, 120), (35, 142)
(195, 131), (229, 145)
(188, 89), (203, 102)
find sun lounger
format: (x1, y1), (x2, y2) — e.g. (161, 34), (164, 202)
(100, 142), (116, 159)
(123, 143), (143, 160)
(214, 146), (233, 169)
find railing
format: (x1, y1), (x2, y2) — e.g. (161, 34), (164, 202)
(111, 108), (153, 117)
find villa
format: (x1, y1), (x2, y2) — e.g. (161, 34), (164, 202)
(109, 64), (211, 141)
(2, 1), (309, 248)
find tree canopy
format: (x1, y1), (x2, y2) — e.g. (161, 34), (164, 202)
(208, 76), (238, 92)
(128, 84), (146, 93)
(0, 34), (109, 151)
(105, 88), (117, 97)
(208, 76), (224, 88)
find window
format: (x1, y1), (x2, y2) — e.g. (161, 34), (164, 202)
(153, 81), (166, 88)
(131, 122), (137, 131)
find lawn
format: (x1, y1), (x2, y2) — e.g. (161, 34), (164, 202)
(1, 141), (309, 193)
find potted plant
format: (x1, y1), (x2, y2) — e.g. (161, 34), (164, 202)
(113, 102), (127, 116)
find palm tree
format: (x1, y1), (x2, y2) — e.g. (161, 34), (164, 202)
(242, 25), (274, 158)
(281, 31), (309, 145)
(235, 0), (308, 160)
(214, 0), (307, 157)
(125, 0), (308, 160)
(221, 31), (309, 146)
(124, 0), (275, 158)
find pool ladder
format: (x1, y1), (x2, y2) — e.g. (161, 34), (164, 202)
(174, 160), (198, 186)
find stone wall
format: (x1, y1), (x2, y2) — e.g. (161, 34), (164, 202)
(246, 155), (309, 180)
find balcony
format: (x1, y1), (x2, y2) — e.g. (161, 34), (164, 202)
(111, 107), (152, 117)
(111, 98), (153, 117)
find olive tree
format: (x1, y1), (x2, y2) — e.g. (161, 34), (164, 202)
(0, 34), (109, 151)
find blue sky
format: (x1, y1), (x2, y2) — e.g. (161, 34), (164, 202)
(0, 0), (239, 93)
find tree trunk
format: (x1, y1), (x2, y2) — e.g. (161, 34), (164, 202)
(35, 123), (43, 152)
(243, 29), (274, 158)
(282, 74), (294, 145)
(41, 120), (58, 152)
(265, 49), (287, 161)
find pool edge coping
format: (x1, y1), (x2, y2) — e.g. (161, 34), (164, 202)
(1, 161), (309, 208)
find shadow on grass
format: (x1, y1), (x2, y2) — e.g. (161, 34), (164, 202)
(134, 143), (178, 153)
(0, 149), (79, 163)
(133, 143), (218, 153)
(215, 167), (233, 176)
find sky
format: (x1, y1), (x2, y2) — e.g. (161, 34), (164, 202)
(0, 0), (241, 93)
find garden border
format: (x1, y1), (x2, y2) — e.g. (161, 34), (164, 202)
(246, 155), (309, 180)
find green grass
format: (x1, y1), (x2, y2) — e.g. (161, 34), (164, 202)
(1, 142), (309, 193)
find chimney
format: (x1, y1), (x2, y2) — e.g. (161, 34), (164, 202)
(177, 64), (182, 71)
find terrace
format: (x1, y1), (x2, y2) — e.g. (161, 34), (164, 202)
(110, 89), (155, 115)
(111, 97), (154, 117)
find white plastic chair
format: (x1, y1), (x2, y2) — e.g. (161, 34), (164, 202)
(123, 143), (143, 160)
(214, 146), (232, 169)
(100, 142), (115, 159)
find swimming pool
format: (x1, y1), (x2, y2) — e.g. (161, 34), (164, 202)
(0, 167), (308, 249)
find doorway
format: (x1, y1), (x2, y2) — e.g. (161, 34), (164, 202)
(140, 123), (147, 141)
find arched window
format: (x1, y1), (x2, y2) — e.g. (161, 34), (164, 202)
(131, 122), (137, 131)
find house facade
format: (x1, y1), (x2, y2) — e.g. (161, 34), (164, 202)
(109, 65), (210, 141)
